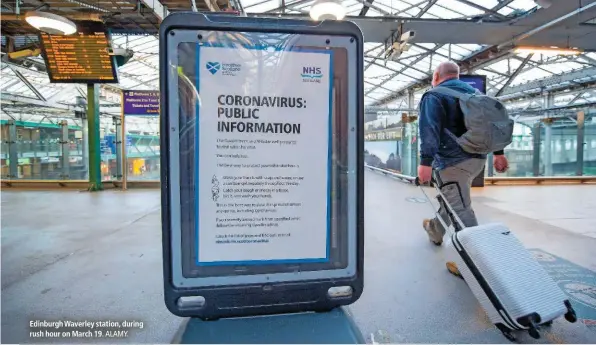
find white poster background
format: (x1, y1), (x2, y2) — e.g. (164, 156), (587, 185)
(197, 46), (332, 264)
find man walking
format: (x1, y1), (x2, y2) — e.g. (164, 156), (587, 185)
(417, 61), (509, 277)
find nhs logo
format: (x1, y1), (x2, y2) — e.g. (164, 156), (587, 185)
(301, 66), (323, 83)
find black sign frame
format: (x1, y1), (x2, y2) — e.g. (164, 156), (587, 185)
(159, 13), (365, 319)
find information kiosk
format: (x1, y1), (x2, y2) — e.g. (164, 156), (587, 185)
(159, 12), (365, 328)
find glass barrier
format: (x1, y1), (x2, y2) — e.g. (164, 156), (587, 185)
(100, 119), (119, 182)
(364, 114), (409, 176)
(2, 108), (594, 183)
(584, 113), (596, 176)
(1, 124), (10, 178)
(364, 108), (596, 179)
(0, 123), (67, 179)
(124, 116), (160, 181)
(500, 121), (536, 177)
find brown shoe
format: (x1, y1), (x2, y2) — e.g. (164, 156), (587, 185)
(423, 219), (442, 246)
(446, 261), (463, 279)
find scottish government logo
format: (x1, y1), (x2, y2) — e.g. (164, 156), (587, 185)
(206, 61), (240, 76)
(301, 66), (323, 83)
(206, 62), (220, 75)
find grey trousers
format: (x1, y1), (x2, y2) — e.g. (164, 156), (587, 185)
(430, 158), (487, 237)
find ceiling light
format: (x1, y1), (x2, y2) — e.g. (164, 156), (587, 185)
(534, 0), (552, 9)
(24, 11), (77, 35)
(309, 0), (346, 21)
(514, 46), (582, 56)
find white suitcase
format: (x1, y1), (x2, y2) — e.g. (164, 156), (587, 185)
(416, 175), (577, 342)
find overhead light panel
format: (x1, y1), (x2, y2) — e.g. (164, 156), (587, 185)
(25, 11), (77, 35)
(514, 46), (582, 56)
(309, 0), (346, 21)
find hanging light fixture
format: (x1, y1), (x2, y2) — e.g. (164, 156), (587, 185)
(24, 11), (77, 35)
(309, 0), (346, 21)
(514, 46), (582, 56)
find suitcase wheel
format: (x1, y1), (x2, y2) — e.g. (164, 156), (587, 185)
(528, 326), (540, 340)
(564, 300), (578, 323)
(564, 310), (577, 323)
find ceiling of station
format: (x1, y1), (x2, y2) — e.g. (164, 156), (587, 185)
(1, 0), (595, 129)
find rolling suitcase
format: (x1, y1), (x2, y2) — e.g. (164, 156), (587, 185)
(415, 173), (577, 342)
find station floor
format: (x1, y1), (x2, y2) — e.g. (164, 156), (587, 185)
(1, 171), (596, 344)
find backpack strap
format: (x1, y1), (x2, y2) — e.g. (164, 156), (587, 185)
(430, 86), (473, 101)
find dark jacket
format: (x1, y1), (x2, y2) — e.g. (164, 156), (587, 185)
(418, 78), (503, 170)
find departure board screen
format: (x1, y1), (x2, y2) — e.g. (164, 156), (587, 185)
(39, 22), (119, 84)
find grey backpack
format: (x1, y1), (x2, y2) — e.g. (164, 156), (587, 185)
(430, 86), (514, 154)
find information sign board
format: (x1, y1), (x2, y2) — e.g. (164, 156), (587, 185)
(160, 13), (364, 319)
(122, 90), (160, 116)
(39, 21), (118, 84)
(197, 47), (331, 265)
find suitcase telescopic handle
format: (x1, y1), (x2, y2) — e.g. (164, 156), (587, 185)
(414, 175), (466, 233)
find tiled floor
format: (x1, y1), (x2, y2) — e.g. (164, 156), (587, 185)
(1, 173), (595, 343)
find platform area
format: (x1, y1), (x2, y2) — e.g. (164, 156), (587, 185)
(2, 171), (596, 344)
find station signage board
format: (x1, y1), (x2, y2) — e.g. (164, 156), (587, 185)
(122, 90), (160, 116)
(159, 13), (364, 319)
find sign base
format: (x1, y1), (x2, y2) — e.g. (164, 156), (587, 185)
(176, 308), (365, 344)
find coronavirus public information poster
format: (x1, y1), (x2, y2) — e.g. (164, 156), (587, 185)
(194, 45), (333, 265)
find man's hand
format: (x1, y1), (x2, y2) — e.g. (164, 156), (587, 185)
(494, 154), (509, 173)
(418, 165), (432, 184)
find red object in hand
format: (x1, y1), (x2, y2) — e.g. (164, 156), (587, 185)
(493, 155), (509, 173)
(418, 165), (432, 184)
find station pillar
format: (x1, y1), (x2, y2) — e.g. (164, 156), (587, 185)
(6, 120), (18, 179)
(59, 120), (70, 179)
(87, 83), (103, 191)
(543, 118), (553, 176)
(542, 91), (554, 177)
(532, 121), (541, 176)
(577, 111), (585, 176)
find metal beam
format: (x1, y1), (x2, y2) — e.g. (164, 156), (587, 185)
(359, 0), (373, 16)
(492, 0), (515, 12)
(365, 59), (425, 81)
(365, 80), (396, 94)
(497, 1), (596, 49)
(139, 0), (169, 21)
(365, 49), (386, 72)
(368, 43), (456, 105)
(452, 0), (509, 20)
(8, 67), (47, 102)
(415, 0), (437, 18)
(264, 0), (311, 13)
(579, 54), (596, 66)
(0, 93), (75, 111)
(245, 12), (596, 50)
(495, 53), (533, 97)
(567, 92), (586, 106)
(499, 67), (596, 97)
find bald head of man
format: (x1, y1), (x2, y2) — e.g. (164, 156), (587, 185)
(432, 61), (460, 87)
